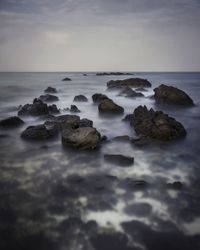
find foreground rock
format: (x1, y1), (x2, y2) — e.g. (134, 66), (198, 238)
(92, 93), (109, 103)
(119, 86), (144, 97)
(0, 116), (24, 128)
(98, 99), (124, 114)
(44, 86), (57, 93)
(73, 95), (88, 102)
(96, 72), (134, 76)
(104, 154), (134, 166)
(62, 77), (71, 81)
(18, 100), (49, 116)
(154, 84), (194, 106)
(107, 78), (151, 89)
(21, 123), (58, 140)
(39, 94), (59, 102)
(62, 127), (101, 149)
(131, 105), (186, 140)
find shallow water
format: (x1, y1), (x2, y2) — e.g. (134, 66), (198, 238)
(0, 72), (200, 250)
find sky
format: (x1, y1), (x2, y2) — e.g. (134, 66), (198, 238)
(0, 0), (200, 71)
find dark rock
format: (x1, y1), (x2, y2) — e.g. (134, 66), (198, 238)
(122, 114), (134, 122)
(98, 99), (124, 114)
(101, 135), (108, 141)
(38, 94), (59, 102)
(0, 116), (24, 128)
(92, 93), (109, 103)
(83, 74), (87, 76)
(107, 78), (151, 89)
(73, 95), (88, 102)
(48, 104), (60, 114)
(112, 135), (130, 141)
(135, 87), (148, 92)
(154, 84), (194, 106)
(62, 127), (101, 149)
(96, 72), (134, 76)
(21, 123), (58, 140)
(132, 105), (187, 140)
(119, 86), (144, 97)
(18, 100), (49, 116)
(104, 154), (134, 166)
(62, 77), (71, 81)
(131, 137), (151, 146)
(167, 181), (183, 190)
(44, 86), (57, 93)
(46, 114), (80, 130)
(80, 118), (93, 127)
(69, 105), (81, 113)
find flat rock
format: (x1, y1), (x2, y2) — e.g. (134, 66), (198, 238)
(38, 94), (59, 102)
(119, 86), (144, 97)
(44, 86), (57, 93)
(154, 84), (194, 106)
(73, 95), (88, 102)
(0, 116), (24, 128)
(98, 99), (124, 114)
(104, 154), (134, 166)
(92, 93), (109, 103)
(107, 78), (151, 89)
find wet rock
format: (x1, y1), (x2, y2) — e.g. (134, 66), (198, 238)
(112, 135), (130, 141)
(21, 123), (58, 140)
(0, 116), (24, 128)
(101, 135), (108, 141)
(119, 86), (144, 97)
(62, 127), (101, 149)
(167, 181), (183, 190)
(48, 104), (60, 114)
(131, 137), (151, 146)
(132, 105), (187, 140)
(92, 93), (109, 103)
(83, 73), (87, 76)
(122, 114), (134, 122)
(69, 105), (81, 113)
(154, 84), (194, 106)
(38, 94), (59, 102)
(73, 95), (88, 102)
(135, 87), (148, 92)
(107, 78), (151, 89)
(98, 99), (124, 114)
(18, 100), (49, 116)
(96, 72), (134, 76)
(104, 154), (134, 166)
(46, 114), (80, 130)
(80, 118), (93, 127)
(124, 203), (152, 216)
(44, 86), (57, 93)
(62, 77), (71, 81)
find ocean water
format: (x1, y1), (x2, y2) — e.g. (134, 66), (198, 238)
(0, 72), (200, 250)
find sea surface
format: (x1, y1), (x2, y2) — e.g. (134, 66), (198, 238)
(0, 72), (200, 250)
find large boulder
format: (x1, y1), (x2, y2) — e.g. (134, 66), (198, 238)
(92, 93), (109, 103)
(73, 95), (88, 102)
(119, 87), (144, 97)
(154, 84), (194, 106)
(107, 78), (151, 89)
(46, 115), (80, 130)
(0, 116), (24, 128)
(21, 123), (58, 140)
(131, 105), (186, 140)
(62, 127), (101, 149)
(18, 100), (49, 116)
(98, 99), (124, 114)
(44, 86), (57, 93)
(38, 94), (59, 102)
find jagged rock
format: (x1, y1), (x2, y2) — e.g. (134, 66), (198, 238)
(62, 127), (101, 149)
(48, 104), (60, 114)
(131, 105), (186, 140)
(18, 100), (49, 116)
(62, 77), (71, 81)
(104, 154), (134, 166)
(92, 93), (109, 103)
(0, 116), (24, 128)
(98, 99), (124, 114)
(119, 86), (144, 97)
(44, 86), (57, 93)
(154, 84), (194, 106)
(73, 95), (88, 102)
(79, 118), (93, 127)
(38, 94), (59, 102)
(107, 78), (151, 89)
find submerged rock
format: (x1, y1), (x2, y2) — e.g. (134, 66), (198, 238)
(73, 95), (88, 102)
(44, 86), (57, 93)
(0, 116), (24, 128)
(80, 118), (93, 127)
(131, 105), (186, 140)
(62, 77), (71, 81)
(18, 100), (49, 116)
(39, 94), (59, 102)
(104, 154), (134, 166)
(107, 78), (152, 89)
(92, 93), (109, 103)
(119, 86), (144, 97)
(154, 84), (194, 106)
(98, 99), (124, 114)
(62, 127), (101, 149)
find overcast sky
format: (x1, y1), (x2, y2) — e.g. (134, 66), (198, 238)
(0, 0), (200, 71)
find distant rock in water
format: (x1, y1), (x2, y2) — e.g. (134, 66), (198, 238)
(119, 86), (144, 97)
(73, 95), (88, 102)
(39, 94), (59, 102)
(98, 99), (124, 114)
(96, 72), (134, 76)
(0, 116), (24, 128)
(18, 99), (49, 116)
(83, 74), (87, 76)
(62, 77), (71, 81)
(44, 86), (57, 93)
(131, 105), (186, 141)
(62, 127), (101, 149)
(92, 93), (109, 103)
(107, 78), (152, 89)
(68, 105), (81, 113)
(104, 154), (134, 166)
(154, 84), (194, 106)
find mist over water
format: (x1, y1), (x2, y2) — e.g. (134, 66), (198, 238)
(0, 72), (200, 250)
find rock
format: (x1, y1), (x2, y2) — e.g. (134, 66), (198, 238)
(62, 127), (101, 149)
(98, 99), (124, 114)
(112, 135), (130, 141)
(122, 114), (134, 122)
(21, 123), (58, 140)
(44, 86), (57, 93)
(104, 154), (134, 166)
(46, 115), (80, 130)
(119, 86), (144, 97)
(62, 77), (71, 81)
(131, 105), (187, 140)
(18, 100), (49, 116)
(92, 93), (109, 103)
(0, 116), (24, 128)
(131, 137), (151, 146)
(38, 94), (59, 102)
(96, 72), (134, 76)
(135, 87), (148, 92)
(83, 74), (87, 76)
(69, 105), (81, 113)
(154, 84), (194, 106)
(107, 78), (152, 89)
(48, 104), (60, 114)
(167, 181), (183, 190)
(73, 95), (88, 102)
(79, 118), (93, 127)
